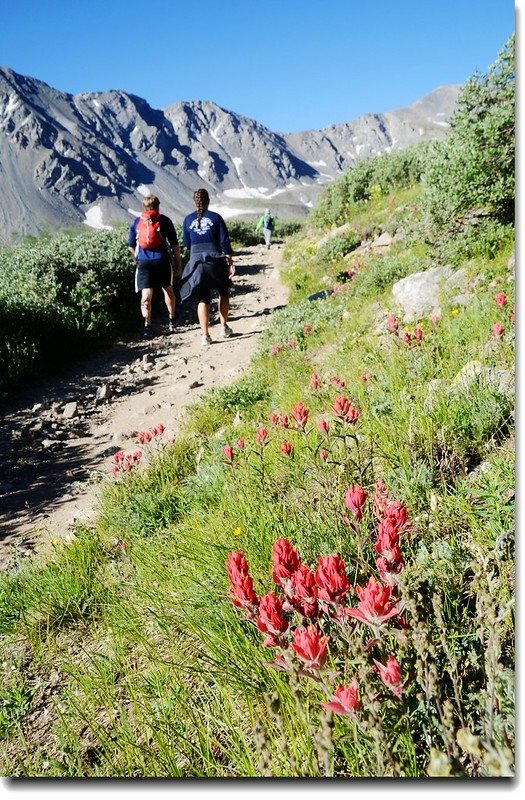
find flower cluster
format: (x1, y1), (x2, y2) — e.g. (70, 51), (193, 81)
(331, 395), (360, 424)
(111, 448), (142, 476)
(226, 484), (410, 716)
(136, 423), (165, 444)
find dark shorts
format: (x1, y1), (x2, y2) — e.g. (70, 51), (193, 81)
(195, 259), (231, 304)
(135, 258), (172, 291)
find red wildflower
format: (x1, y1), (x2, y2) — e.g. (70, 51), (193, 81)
(374, 517), (400, 560)
(430, 314), (440, 325)
(292, 625), (329, 670)
(414, 326), (424, 343)
(345, 485), (367, 522)
(346, 577), (400, 626)
(331, 396), (360, 423)
(257, 592), (289, 646)
(383, 500), (408, 532)
(495, 292), (507, 307)
(373, 655), (405, 697)
(226, 551), (259, 615)
(278, 413), (290, 429)
(269, 411), (280, 426)
(271, 538), (301, 587)
(315, 554), (350, 604)
(137, 430), (152, 444)
(303, 324), (313, 335)
(290, 564), (318, 618)
(403, 331), (412, 346)
(151, 423), (165, 435)
(376, 552), (405, 586)
(280, 441), (293, 457)
(256, 427), (269, 445)
(492, 322), (505, 339)
(270, 344), (282, 356)
(310, 372), (320, 391)
(223, 444), (234, 464)
(387, 314), (399, 332)
(359, 373), (370, 383)
(320, 448), (329, 461)
(322, 679), (361, 716)
(288, 339), (298, 349)
(332, 395), (351, 420)
(235, 438), (245, 450)
(330, 375), (346, 388)
(317, 417), (331, 436)
(291, 402), (309, 429)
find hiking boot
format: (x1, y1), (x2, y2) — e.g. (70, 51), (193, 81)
(201, 334), (212, 347)
(143, 325), (154, 340)
(168, 319), (176, 333)
(220, 325), (233, 338)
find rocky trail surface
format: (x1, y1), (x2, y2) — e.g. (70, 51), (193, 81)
(0, 244), (288, 568)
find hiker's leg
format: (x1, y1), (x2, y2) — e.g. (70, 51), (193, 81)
(162, 285), (176, 319)
(219, 295), (230, 326)
(197, 301), (210, 336)
(141, 288), (153, 326)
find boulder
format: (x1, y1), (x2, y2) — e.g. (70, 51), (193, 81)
(392, 265), (453, 322)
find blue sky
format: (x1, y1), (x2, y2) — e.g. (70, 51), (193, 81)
(0, 0), (515, 132)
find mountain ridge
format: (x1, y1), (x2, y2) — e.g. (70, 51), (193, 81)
(0, 66), (460, 242)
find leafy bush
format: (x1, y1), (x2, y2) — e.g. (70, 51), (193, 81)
(311, 142), (432, 229)
(0, 229), (136, 396)
(209, 374), (270, 412)
(317, 231), (361, 263)
(422, 35), (514, 235)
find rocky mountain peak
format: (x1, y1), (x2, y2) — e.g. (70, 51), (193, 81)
(0, 66), (460, 242)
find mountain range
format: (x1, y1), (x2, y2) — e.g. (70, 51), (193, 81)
(0, 66), (460, 242)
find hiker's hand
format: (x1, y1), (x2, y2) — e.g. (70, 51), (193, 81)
(225, 255), (235, 277)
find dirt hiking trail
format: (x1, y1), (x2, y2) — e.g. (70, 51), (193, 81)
(0, 244), (288, 568)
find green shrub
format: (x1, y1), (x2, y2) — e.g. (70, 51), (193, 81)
(317, 231), (361, 263)
(422, 35), (514, 235)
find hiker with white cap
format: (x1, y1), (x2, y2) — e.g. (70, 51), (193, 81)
(255, 208), (275, 250)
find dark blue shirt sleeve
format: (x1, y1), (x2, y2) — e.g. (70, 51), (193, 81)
(160, 216), (178, 247)
(128, 219), (138, 247)
(218, 215), (232, 255)
(182, 217), (191, 249)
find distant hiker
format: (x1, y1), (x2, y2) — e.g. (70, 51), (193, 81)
(180, 188), (235, 347)
(128, 195), (181, 339)
(256, 208), (275, 249)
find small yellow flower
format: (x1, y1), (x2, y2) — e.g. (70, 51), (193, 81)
(451, 308), (460, 316)
(233, 526), (243, 537)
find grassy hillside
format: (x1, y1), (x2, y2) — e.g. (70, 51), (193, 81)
(0, 38), (514, 777)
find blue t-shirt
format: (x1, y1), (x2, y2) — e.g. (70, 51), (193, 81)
(128, 214), (178, 262)
(182, 210), (232, 255)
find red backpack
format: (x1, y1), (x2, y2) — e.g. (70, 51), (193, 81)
(136, 210), (164, 251)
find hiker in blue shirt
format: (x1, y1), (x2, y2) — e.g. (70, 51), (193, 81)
(255, 208), (275, 249)
(180, 188), (235, 347)
(127, 195), (181, 339)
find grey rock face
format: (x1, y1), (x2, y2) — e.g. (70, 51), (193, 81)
(392, 266), (454, 322)
(0, 67), (460, 241)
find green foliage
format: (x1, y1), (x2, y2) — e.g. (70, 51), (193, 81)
(208, 374), (270, 412)
(422, 35), (515, 234)
(311, 142), (432, 228)
(0, 229), (136, 397)
(317, 230), (361, 263)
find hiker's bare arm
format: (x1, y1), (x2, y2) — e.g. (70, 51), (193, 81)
(172, 243), (182, 272)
